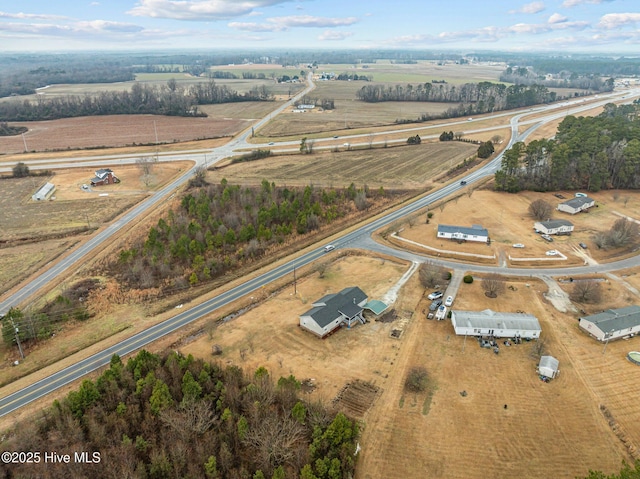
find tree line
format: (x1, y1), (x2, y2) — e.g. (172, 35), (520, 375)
(114, 179), (384, 292)
(499, 66), (614, 92)
(356, 81), (558, 114)
(494, 103), (640, 192)
(0, 79), (272, 121)
(0, 349), (360, 479)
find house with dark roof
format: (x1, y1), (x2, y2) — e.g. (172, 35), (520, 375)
(534, 219), (573, 235)
(557, 196), (595, 215)
(579, 306), (640, 341)
(450, 309), (541, 339)
(437, 224), (489, 243)
(299, 287), (368, 338)
(90, 168), (120, 186)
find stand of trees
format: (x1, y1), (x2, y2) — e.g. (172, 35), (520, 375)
(495, 103), (640, 193)
(499, 66), (614, 92)
(356, 81), (557, 113)
(0, 122), (27, 136)
(114, 179), (382, 292)
(0, 350), (360, 479)
(0, 80), (272, 122)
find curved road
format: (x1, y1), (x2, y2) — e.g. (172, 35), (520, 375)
(1, 87), (640, 417)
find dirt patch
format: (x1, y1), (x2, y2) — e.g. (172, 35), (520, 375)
(333, 380), (381, 419)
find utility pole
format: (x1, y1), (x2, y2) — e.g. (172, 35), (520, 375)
(602, 329), (615, 355)
(21, 133), (28, 152)
(10, 319), (25, 360)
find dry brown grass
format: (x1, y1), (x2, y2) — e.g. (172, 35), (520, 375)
(391, 189), (640, 267)
(212, 141), (478, 190)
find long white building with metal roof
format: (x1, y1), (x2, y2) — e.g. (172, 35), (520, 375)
(450, 309), (541, 339)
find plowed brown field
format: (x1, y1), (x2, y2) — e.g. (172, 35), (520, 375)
(0, 114), (246, 154)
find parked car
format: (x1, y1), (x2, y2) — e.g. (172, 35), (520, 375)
(324, 244), (335, 252)
(541, 234), (554, 242)
(546, 250), (559, 256)
(444, 295), (454, 307)
(427, 291), (443, 300)
(429, 300), (443, 311)
(512, 243), (525, 248)
(81, 184), (89, 190)
(579, 242), (588, 249)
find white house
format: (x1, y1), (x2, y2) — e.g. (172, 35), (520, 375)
(31, 182), (55, 201)
(299, 287), (368, 338)
(450, 309), (541, 339)
(537, 355), (559, 379)
(534, 219), (574, 235)
(579, 306), (640, 342)
(437, 224), (489, 243)
(557, 196), (595, 215)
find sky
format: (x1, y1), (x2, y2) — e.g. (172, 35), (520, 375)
(1, 0), (640, 54)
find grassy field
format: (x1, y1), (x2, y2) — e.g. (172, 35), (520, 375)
(316, 60), (506, 84)
(212, 141), (478, 189)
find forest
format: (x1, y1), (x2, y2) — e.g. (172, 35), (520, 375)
(114, 178), (386, 294)
(494, 103), (640, 192)
(0, 350), (360, 479)
(0, 79), (272, 121)
(356, 81), (559, 115)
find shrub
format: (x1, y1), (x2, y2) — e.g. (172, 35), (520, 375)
(404, 367), (428, 393)
(463, 274), (474, 284)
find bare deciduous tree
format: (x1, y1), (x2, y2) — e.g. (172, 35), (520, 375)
(354, 191), (368, 211)
(570, 280), (602, 303)
(482, 273), (505, 298)
(419, 262), (445, 289)
(137, 156), (156, 187)
(528, 199), (553, 220)
(243, 414), (305, 473)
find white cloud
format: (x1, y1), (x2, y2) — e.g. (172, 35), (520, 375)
(227, 21), (284, 32)
(229, 15), (358, 32)
(599, 13), (640, 29)
(0, 11), (66, 20)
(509, 2), (546, 14)
(268, 15), (358, 28)
(127, 0), (295, 21)
(562, 0), (613, 7)
(318, 30), (353, 41)
(548, 13), (567, 24)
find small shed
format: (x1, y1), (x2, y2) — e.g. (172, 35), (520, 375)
(537, 355), (559, 379)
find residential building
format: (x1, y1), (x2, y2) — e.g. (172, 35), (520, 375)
(534, 219), (574, 235)
(437, 224), (489, 243)
(579, 306), (640, 342)
(299, 287), (368, 338)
